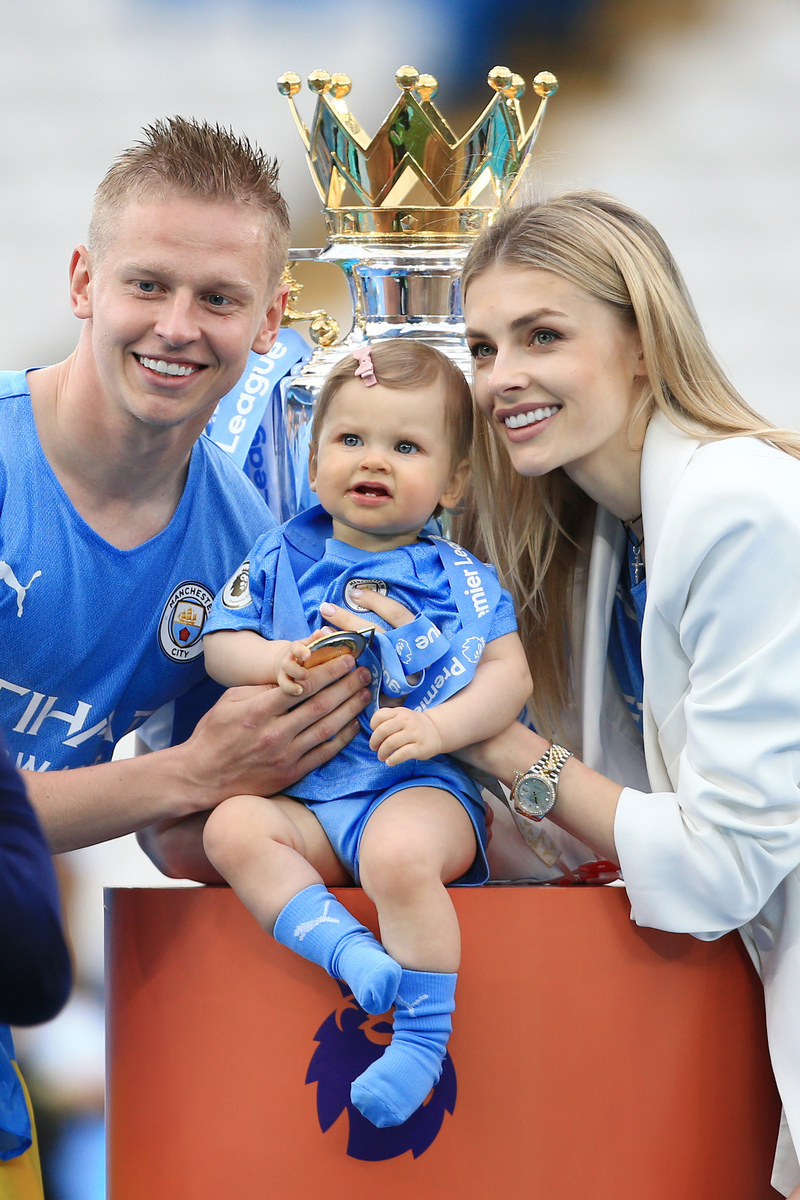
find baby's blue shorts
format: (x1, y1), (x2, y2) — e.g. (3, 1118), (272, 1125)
(298, 774), (489, 887)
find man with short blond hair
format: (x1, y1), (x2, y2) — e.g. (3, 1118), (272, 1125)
(0, 113), (370, 1192)
(1, 113), (368, 865)
(2, 121), (372, 853)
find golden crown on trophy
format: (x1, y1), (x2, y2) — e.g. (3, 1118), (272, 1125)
(276, 64), (558, 238)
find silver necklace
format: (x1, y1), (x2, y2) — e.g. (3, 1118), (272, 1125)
(623, 515), (645, 586)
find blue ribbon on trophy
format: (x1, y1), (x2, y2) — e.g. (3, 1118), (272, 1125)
(205, 328), (310, 520)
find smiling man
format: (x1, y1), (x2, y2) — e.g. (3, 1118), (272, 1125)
(0, 118), (372, 874)
(0, 115), (372, 1193)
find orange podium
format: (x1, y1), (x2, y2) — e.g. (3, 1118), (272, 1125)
(105, 885), (781, 1200)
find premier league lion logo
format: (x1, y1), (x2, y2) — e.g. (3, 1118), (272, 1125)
(306, 982), (456, 1161)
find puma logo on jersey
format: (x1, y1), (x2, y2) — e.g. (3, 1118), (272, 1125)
(0, 561), (42, 617)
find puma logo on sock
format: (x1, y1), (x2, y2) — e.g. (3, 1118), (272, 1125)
(395, 993), (429, 1017)
(294, 901), (341, 941)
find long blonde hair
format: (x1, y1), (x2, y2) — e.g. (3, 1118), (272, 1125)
(456, 191), (800, 730)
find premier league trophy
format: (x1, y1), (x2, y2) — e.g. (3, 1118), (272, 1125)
(271, 64), (558, 517)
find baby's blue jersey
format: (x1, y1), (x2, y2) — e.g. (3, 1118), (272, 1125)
(206, 506), (518, 801)
(0, 370), (274, 773)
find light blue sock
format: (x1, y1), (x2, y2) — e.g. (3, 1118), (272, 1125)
(273, 884), (401, 1014)
(350, 968), (457, 1127)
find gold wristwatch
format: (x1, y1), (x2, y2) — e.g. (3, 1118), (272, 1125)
(511, 743), (573, 822)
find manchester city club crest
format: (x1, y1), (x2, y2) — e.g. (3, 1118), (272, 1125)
(158, 581), (214, 662)
(344, 578), (388, 613)
(307, 982), (456, 1161)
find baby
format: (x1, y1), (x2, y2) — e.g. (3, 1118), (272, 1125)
(202, 340), (532, 1127)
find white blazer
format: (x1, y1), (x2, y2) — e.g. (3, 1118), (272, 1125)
(577, 412), (800, 1193)
(487, 410), (800, 1189)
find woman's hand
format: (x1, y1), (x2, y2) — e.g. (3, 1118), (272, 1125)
(320, 591), (416, 633)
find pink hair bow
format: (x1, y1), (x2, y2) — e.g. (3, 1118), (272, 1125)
(353, 345), (377, 387)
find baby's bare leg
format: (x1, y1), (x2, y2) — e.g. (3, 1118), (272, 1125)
(203, 795), (400, 1014)
(203, 793), (349, 924)
(352, 787), (477, 1128)
(358, 785), (477, 970)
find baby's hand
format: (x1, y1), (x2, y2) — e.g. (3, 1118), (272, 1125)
(276, 638), (314, 696)
(277, 628), (340, 695)
(369, 706), (444, 765)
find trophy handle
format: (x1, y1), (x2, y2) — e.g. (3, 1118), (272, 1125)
(280, 253), (340, 348)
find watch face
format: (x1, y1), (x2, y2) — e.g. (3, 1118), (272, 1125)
(514, 774), (556, 820)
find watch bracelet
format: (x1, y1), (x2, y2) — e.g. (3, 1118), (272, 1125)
(511, 742), (573, 805)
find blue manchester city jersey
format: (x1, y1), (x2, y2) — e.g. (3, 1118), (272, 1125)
(0, 370), (274, 772)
